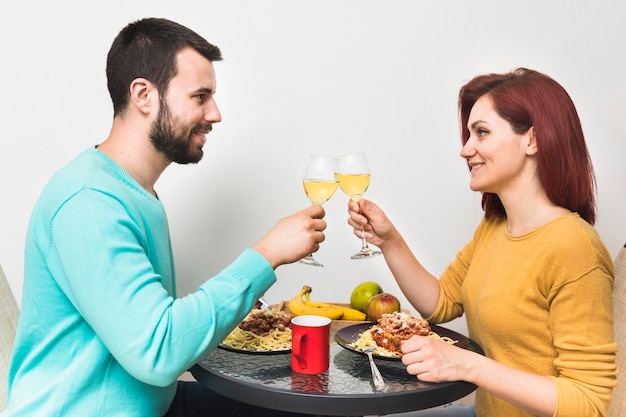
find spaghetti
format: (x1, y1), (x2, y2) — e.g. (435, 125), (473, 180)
(220, 308), (293, 352)
(221, 326), (292, 351)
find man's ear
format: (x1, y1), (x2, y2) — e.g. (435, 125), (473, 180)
(526, 126), (538, 156)
(129, 78), (156, 115)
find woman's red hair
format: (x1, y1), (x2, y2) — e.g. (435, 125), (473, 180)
(458, 68), (597, 224)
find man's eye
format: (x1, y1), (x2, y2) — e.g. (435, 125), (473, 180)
(196, 94), (207, 103)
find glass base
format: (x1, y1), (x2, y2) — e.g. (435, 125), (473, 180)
(299, 254), (324, 267)
(350, 248), (382, 260)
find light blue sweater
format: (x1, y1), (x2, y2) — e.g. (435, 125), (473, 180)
(3, 147), (276, 416)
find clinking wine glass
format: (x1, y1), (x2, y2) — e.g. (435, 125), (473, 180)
(336, 152), (382, 259)
(299, 155), (339, 267)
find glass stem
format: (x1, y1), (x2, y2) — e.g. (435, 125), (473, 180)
(361, 227), (369, 251)
(353, 196), (370, 252)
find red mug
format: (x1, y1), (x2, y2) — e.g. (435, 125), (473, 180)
(291, 315), (331, 374)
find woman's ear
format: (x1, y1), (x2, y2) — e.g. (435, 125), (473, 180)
(526, 126), (538, 156)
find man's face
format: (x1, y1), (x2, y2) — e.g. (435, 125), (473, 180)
(150, 48), (221, 164)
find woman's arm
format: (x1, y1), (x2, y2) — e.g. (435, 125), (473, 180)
(400, 337), (557, 417)
(347, 199), (440, 316)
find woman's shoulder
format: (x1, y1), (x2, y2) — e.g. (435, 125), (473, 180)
(540, 213), (613, 276)
(546, 213), (606, 248)
(475, 213), (612, 271)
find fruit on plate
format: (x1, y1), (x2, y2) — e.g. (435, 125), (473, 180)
(366, 292), (401, 321)
(339, 306), (367, 321)
(287, 285), (367, 321)
(288, 285), (344, 319)
(350, 281), (384, 313)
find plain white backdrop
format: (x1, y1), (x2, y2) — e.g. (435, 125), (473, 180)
(1, 0), (625, 335)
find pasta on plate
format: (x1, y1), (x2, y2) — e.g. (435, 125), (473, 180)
(349, 312), (457, 357)
(220, 308), (293, 352)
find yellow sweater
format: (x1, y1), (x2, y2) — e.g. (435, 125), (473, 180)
(429, 213), (618, 417)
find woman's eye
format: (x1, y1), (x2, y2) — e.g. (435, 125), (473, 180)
(477, 128), (488, 137)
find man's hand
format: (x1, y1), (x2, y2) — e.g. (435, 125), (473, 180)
(252, 205), (326, 269)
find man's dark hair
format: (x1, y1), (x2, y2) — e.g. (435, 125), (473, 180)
(106, 18), (222, 115)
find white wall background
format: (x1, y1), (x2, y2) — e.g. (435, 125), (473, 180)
(1, 0), (625, 336)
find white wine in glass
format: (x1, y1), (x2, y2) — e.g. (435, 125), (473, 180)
(300, 155), (339, 267)
(337, 152), (382, 259)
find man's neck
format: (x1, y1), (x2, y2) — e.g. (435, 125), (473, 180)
(98, 123), (169, 196)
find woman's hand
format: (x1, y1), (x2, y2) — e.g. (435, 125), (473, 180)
(401, 334), (559, 417)
(400, 335), (473, 383)
(348, 199), (441, 316)
(347, 199), (398, 249)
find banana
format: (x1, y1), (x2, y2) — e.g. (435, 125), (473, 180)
(288, 285), (344, 320)
(339, 306), (367, 321)
(287, 285), (368, 321)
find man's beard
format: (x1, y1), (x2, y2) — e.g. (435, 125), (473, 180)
(150, 99), (205, 164)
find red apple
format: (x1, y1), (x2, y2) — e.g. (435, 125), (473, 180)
(366, 293), (401, 321)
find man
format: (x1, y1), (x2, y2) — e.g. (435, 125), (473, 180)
(3, 18), (325, 416)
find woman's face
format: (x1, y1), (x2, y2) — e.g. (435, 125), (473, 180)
(460, 95), (535, 195)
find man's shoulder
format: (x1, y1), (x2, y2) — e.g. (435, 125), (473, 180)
(44, 147), (145, 200)
(33, 147), (157, 221)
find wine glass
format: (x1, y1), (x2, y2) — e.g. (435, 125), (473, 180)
(299, 155), (339, 267)
(336, 152), (382, 259)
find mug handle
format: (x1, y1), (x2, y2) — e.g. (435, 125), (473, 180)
(293, 332), (308, 368)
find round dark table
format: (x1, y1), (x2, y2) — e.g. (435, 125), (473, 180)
(191, 325), (481, 416)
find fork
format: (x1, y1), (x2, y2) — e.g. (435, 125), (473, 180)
(362, 347), (386, 391)
(258, 297), (271, 309)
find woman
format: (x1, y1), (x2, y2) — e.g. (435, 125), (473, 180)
(348, 68), (617, 417)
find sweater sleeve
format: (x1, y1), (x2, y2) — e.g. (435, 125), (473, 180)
(548, 267), (618, 417)
(47, 189), (276, 386)
(425, 218), (489, 323)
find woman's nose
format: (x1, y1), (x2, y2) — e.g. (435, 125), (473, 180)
(460, 138), (475, 158)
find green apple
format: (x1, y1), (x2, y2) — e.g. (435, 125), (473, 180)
(350, 281), (384, 313)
